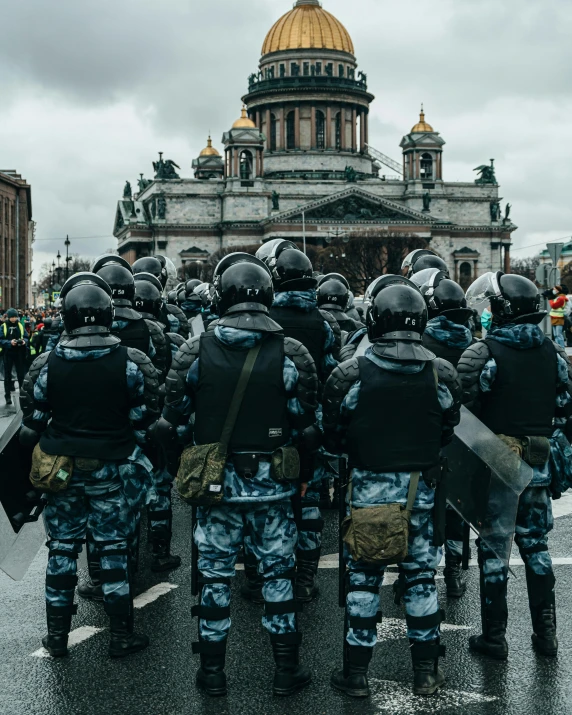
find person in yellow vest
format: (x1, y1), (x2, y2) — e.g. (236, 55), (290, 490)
(548, 285), (567, 348)
(1, 308), (29, 405)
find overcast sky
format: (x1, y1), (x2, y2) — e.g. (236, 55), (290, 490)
(1, 0), (570, 278)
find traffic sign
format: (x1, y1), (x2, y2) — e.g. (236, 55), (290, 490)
(51, 292), (61, 302)
(535, 264), (548, 286)
(547, 242), (564, 265)
(548, 267), (561, 289)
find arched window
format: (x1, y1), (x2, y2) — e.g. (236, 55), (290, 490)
(459, 262), (473, 292)
(270, 114), (277, 151)
(335, 112), (342, 150)
(240, 150), (253, 180)
(286, 111), (296, 150)
(316, 110), (325, 150)
(420, 153), (433, 180)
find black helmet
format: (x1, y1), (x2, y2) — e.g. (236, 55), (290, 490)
(401, 249), (435, 275)
(60, 273), (114, 336)
(272, 248), (317, 292)
(167, 289), (178, 305)
(468, 272), (543, 325)
(186, 279), (202, 294)
(367, 284), (428, 342)
(176, 288), (186, 306)
(194, 282), (214, 307)
(133, 271), (163, 293)
(94, 263), (135, 306)
(134, 280), (162, 320)
(411, 268), (472, 323)
(317, 272), (350, 290)
(154, 254), (178, 291)
(317, 279), (349, 310)
(255, 239), (298, 267)
(42, 317), (53, 330)
(364, 274), (419, 309)
(411, 254), (449, 276)
(132, 256), (163, 283)
(215, 261), (274, 317)
(91, 254), (132, 275)
(213, 253), (271, 299)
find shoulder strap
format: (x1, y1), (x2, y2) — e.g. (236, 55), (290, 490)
(406, 471), (420, 512)
(219, 342), (262, 448)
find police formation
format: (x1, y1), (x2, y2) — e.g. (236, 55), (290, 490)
(14, 242), (572, 700)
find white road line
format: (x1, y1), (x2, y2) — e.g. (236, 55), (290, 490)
(29, 582), (178, 657)
(553, 492), (572, 519)
(369, 679), (497, 713)
(134, 582), (178, 608)
(31, 627), (104, 658)
(377, 618), (470, 642)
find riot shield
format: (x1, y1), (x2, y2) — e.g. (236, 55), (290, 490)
(189, 314), (205, 337)
(444, 406), (533, 571)
(0, 411), (46, 580)
(354, 334), (372, 358)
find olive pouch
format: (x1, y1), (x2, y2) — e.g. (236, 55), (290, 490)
(271, 446), (300, 483)
(176, 442), (226, 506)
(30, 444), (74, 494)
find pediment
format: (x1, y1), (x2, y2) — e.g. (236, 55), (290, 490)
(265, 187), (438, 225)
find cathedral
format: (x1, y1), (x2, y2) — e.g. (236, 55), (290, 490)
(113, 0), (515, 290)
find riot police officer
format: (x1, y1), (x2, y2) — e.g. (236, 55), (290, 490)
(323, 283), (461, 697)
(19, 273), (159, 658)
(133, 256), (189, 339)
(317, 278), (364, 336)
(458, 272), (572, 659)
(411, 267), (475, 598)
(402, 249), (449, 278)
(158, 254), (320, 697)
(180, 279), (203, 321)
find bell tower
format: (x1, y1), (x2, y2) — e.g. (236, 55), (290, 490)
(222, 107), (266, 183)
(400, 107), (446, 183)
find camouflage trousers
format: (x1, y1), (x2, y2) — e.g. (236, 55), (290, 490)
(445, 505), (464, 559)
(146, 465), (174, 533)
(346, 505), (442, 648)
(480, 485), (554, 600)
(44, 478), (135, 613)
(195, 501), (297, 642)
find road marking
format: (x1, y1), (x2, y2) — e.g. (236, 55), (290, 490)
(29, 582), (178, 657)
(377, 618), (470, 642)
(369, 679), (497, 713)
(31, 626), (104, 658)
(134, 582), (178, 608)
(553, 492), (572, 519)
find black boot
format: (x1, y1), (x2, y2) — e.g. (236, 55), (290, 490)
(195, 640), (227, 697)
(410, 640), (445, 696)
(78, 556), (103, 602)
(469, 576), (508, 660)
(526, 569), (558, 656)
(296, 548), (320, 603)
(107, 604), (149, 658)
(5, 394), (12, 406)
(42, 604), (76, 657)
(240, 553), (264, 604)
(444, 555), (466, 598)
(330, 645), (372, 698)
(150, 529), (181, 573)
(271, 635), (312, 697)
(319, 479), (332, 509)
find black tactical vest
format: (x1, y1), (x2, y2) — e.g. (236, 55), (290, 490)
(422, 332), (469, 368)
(480, 337), (557, 437)
(112, 318), (149, 354)
(347, 357), (443, 472)
(194, 332), (291, 453)
(270, 305), (326, 381)
(326, 306), (358, 334)
(40, 347), (135, 460)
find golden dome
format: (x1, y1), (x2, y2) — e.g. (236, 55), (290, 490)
(411, 107), (434, 133)
(262, 0), (354, 56)
(232, 106), (256, 129)
(199, 136), (220, 157)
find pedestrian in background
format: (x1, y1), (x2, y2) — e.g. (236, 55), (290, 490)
(547, 285), (567, 348)
(1, 308), (29, 405)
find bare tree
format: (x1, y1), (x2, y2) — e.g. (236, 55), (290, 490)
(36, 255), (92, 293)
(315, 230), (429, 295)
(510, 255), (541, 282)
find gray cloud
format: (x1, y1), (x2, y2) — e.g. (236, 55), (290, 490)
(0, 0), (570, 277)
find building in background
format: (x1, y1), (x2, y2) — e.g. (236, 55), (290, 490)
(0, 170), (33, 309)
(113, 0), (515, 286)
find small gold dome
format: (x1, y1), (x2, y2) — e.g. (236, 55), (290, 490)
(199, 136), (220, 157)
(262, 0), (354, 55)
(411, 108), (434, 134)
(232, 106), (256, 129)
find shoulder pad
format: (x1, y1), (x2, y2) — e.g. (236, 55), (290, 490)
(283, 337), (319, 411)
(165, 335), (201, 406)
(339, 342), (358, 363)
(320, 308), (341, 359)
(167, 332), (185, 349)
(434, 357), (462, 406)
(168, 305), (190, 338)
(456, 340), (490, 408)
(322, 357), (360, 442)
(126, 347), (160, 413)
(28, 351), (50, 384)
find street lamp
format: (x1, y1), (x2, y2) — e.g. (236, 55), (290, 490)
(65, 235), (71, 281)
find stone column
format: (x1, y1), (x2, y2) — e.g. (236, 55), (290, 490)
(266, 109), (271, 149)
(295, 105), (301, 149)
(233, 148), (239, 177)
(359, 110), (365, 153)
(364, 111), (369, 146)
(280, 106), (285, 150)
(255, 111), (261, 130)
(260, 149), (264, 176)
(415, 153), (420, 180)
(311, 106), (316, 149)
(326, 106), (332, 149)
(504, 245), (511, 273)
(340, 107), (346, 150)
(352, 107), (357, 152)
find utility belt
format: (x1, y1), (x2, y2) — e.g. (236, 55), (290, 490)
(232, 447), (301, 484)
(497, 435), (551, 468)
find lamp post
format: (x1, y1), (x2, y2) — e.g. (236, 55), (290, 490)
(65, 235), (71, 281)
(56, 251), (62, 286)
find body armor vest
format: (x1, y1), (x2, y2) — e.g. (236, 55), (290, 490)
(480, 337), (557, 437)
(40, 347), (135, 459)
(347, 357), (442, 472)
(112, 318), (149, 354)
(324, 306), (357, 334)
(422, 332), (468, 368)
(270, 305), (325, 381)
(194, 332), (290, 453)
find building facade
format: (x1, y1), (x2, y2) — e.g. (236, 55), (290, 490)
(0, 171), (33, 310)
(114, 0), (515, 289)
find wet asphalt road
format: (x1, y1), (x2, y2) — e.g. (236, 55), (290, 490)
(2, 487), (572, 715)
